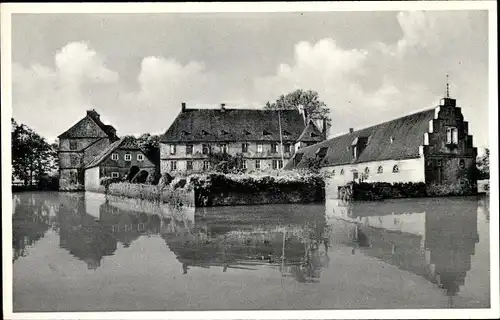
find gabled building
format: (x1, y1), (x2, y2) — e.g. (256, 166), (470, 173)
(285, 96), (478, 196)
(159, 103), (326, 173)
(84, 137), (156, 191)
(58, 109), (119, 190)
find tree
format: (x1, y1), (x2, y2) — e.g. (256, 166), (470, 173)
(264, 89), (331, 136)
(11, 118), (58, 186)
(136, 133), (160, 164)
(476, 148), (490, 180)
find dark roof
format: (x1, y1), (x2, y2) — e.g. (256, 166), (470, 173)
(58, 110), (118, 140)
(285, 108), (436, 169)
(160, 108), (307, 143)
(297, 120), (324, 142)
(84, 137), (144, 169)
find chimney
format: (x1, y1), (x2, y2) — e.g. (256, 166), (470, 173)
(349, 128), (354, 134)
(181, 102), (186, 113)
(221, 103), (226, 112)
(87, 109), (100, 121)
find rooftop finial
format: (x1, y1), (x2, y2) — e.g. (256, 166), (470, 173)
(446, 74), (450, 98)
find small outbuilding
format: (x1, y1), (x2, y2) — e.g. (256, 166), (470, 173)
(84, 137), (156, 191)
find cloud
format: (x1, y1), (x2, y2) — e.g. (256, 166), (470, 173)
(12, 41), (119, 140)
(11, 11), (488, 148)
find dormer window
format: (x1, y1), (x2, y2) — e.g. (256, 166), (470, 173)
(263, 130), (270, 136)
(390, 136), (394, 144)
(316, 147), (328, 159)
(364, 167), (370, 174)
(377, 166), (383, 174)
(202, 130), (209, 136)
(182, 130), (190, 136)
(244, 130), (251, 136)
(352, 146), (357, 159)
(221, 129), (229, 135)
(392, 165), (399, 173)
(446, 127), (458, 144)
(340, 169), (344, 175)
(283, 130), (291, 136)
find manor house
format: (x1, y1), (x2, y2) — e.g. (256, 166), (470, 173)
(159, 103), (327, 174)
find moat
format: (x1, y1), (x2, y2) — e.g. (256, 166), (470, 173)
(12, 192), (490, 311)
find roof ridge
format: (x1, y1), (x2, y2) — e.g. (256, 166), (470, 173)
(330, 106), (436, 140)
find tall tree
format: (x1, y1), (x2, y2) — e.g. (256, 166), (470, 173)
(11, 118), (58, 186)
(264, 89), (331, 135)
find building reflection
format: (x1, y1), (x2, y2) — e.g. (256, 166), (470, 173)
(12, 193), (57, 262)
(325, 196), (482, 305)
(56, 193), (117, 270)
(159, 205), (330, 283)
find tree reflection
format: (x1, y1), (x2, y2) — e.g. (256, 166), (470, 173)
(12, 193), (57, 262)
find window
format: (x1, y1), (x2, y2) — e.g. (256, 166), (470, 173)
(446, 127), (459, 144)
(437, 160), (442, 167)
(377, 166), (383, 174)
(137, 154), (144, 161)
(186, 144), (193, 155)
(332, 170), (336, 176)
(124, 154), (132, 161)
(271, 143), (278, 153)
(69, 140), (77, 150)
(272, 160), (278, 169)
(340, 169), (344, 175)
(111, 153), (119, 161)
(187, 160), (193, 171)
(392, 165), (399, 173)
(459, 159), (465, 169)
(170, 161), (177, 171)
(170, 144), (176, 155)
(365, 167), (370, 174)
(284, 144), (291, 153)
(203, 161), (210, 170)
(257, 144), (263, 153)
(255, 160), (261, 169)
(220, 143), (228, 154)
(111, 172), (119, 178)
(242, 160), (247, 169)
(353, 171), (359, 180)
(242, 143), (248, 153)
(202, 144), (210, 155)
(278, 160), (283, 169)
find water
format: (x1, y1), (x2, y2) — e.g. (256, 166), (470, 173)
(12, 192), (490, 311)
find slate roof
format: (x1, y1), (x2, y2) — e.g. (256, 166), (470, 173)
(285, 108), (436, 169)
(160, 108), (307, 143)
(58, 110), (118, 140)
(84, 137), (146, 169)
(297, 120), (325, 142)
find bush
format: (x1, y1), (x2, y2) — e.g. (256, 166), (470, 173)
(131, 170), (149, 184)
(158, 172), (174, 188)
(100, 176), (122, 188)
(352, 181), (428, 200)
(145, 170), (161, 185)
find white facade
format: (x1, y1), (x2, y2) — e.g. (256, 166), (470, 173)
(84, 166), (100, 192)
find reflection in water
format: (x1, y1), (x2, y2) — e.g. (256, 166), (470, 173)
(12, 193), (57, 262)
(12, 192), (489, 307)
(325, 196), (486, 305)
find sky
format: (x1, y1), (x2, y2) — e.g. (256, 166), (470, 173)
(11, 10), (490, 148)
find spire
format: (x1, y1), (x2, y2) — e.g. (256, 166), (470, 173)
(446, 74), (450, 98)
